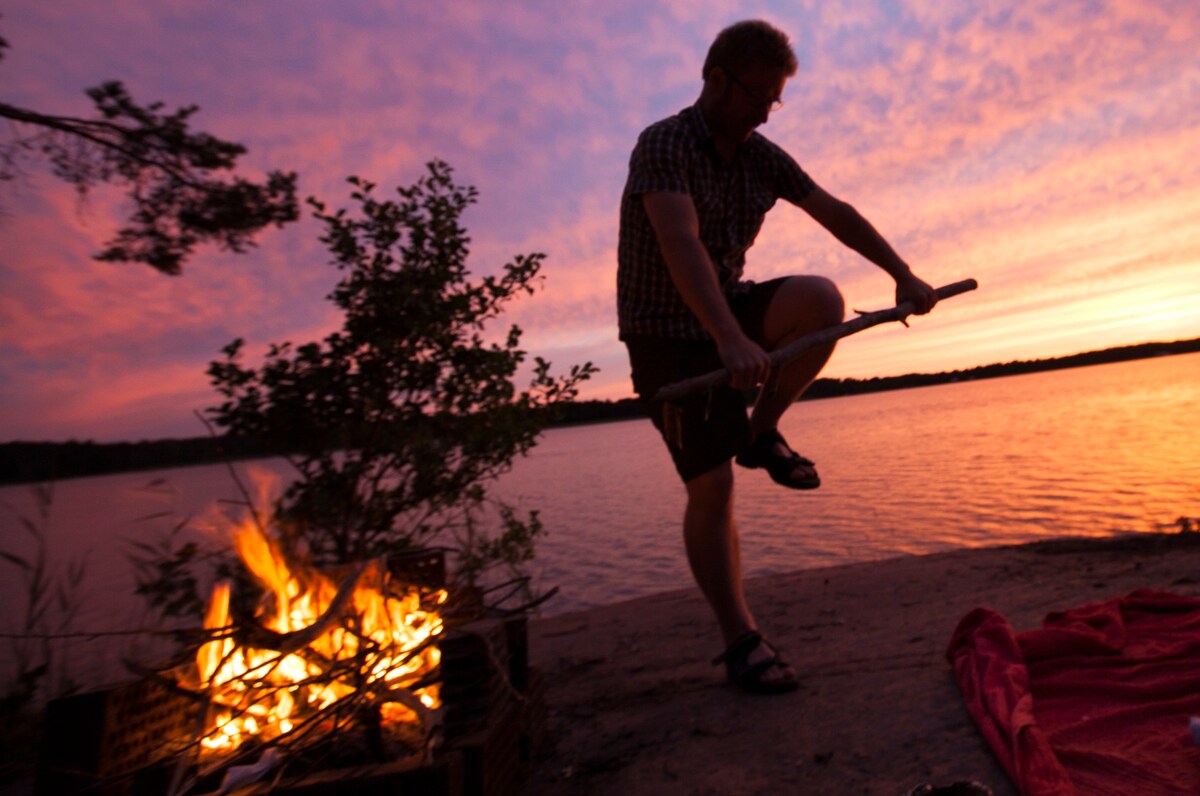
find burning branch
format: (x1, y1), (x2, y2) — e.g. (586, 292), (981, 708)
(166, 512), (448, 781)
(235, 561), (367, 656)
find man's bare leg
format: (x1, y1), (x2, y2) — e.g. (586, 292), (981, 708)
(679, 276), (841, 685)
(748, 275), (845, 480)
(683, 461), (795, 687)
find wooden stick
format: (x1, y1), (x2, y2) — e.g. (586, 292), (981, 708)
(652, 278), (978, 402)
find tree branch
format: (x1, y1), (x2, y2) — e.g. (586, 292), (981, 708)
(0, 80), (298, 274)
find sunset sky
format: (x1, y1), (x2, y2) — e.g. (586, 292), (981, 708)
(2, 1), (1198, 442)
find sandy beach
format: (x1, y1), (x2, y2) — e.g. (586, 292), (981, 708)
(524, 532), (1200, 795)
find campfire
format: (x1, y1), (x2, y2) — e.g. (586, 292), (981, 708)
(176, 513), (448, 779)
(37, 493), (544, 795)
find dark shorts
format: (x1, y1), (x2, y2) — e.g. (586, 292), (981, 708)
(624, 278), (787, 483)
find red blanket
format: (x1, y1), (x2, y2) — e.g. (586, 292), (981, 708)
(947, 590), (1200, 795)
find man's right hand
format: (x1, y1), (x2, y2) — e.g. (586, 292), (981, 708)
(717, 331), (772, 390)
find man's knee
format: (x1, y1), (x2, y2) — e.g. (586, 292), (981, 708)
(810, 276), (845, 325)
(764, 276), (845, 344)
(685, 461), (734, 509)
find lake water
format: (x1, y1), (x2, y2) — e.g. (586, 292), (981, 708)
(2, 352), (1198, 690)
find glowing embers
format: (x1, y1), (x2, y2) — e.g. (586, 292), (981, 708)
(185, 518), (446, 757)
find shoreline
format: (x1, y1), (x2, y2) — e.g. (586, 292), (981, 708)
(524, 532), (1200, 795)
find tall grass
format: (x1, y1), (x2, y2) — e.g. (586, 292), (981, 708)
(0, 484), (87, 786)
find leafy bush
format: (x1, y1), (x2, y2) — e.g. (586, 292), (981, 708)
(195, 161), (594, 606)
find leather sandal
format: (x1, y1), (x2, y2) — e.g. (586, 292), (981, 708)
(712, 630), (800, 695)
(735, 429), (820, 489)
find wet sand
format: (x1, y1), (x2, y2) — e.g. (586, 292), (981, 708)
(525, 532), (1200, 795)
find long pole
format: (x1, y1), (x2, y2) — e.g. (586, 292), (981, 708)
(652, 278), (978, 402)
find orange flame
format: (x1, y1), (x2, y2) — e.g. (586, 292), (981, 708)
(189, 516), (446, 754)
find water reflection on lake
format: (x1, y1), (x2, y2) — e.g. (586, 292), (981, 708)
(505, 352), (1200, 614)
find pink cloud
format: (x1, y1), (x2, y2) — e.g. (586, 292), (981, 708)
(3, 1), (1200, 437)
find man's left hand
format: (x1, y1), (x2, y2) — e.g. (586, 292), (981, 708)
(895, 273), (938, 315)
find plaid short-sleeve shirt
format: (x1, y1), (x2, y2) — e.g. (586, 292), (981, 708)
(617, 103), (816, 340)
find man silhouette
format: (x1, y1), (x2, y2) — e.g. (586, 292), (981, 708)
(617, 19), (938, 693)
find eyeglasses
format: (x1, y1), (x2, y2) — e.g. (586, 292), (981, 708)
(723, 68), (784, 113)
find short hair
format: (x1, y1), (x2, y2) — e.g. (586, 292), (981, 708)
(702, 19), (798, 80)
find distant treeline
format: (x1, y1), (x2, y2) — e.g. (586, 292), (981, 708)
(801, 336), (1200, 399)
(557, 336), (1200, 420)
(0, 436), (284, 487)
(3, 337), (1197, 485)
